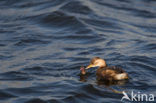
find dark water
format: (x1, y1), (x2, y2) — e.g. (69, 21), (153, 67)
(0, 0), (156, 103)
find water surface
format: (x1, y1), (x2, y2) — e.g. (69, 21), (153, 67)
(0, 0), (156, 103)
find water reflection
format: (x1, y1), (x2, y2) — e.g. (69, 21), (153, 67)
(79, 71), (129, 94)
(79, 73), (90, 82)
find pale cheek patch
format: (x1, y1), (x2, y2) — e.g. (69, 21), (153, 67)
(96, 62), (106, 67)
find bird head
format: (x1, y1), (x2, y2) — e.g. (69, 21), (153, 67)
(86, 57), (106, 69)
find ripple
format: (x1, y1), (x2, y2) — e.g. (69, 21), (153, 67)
(25, 98), (46, 103)
(129, 55), (156, 68)
(0, 0), (156, 103)
(15, 39), (50, 46)
(60, 1), (93, 14)
(39, 11), (86, 29)
(81, 18), (122, 30)
(0, 91), (17, 99)
(0, 71), (33, 81)
(0, 55), (14, 60)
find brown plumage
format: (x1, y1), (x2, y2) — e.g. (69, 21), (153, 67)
(86, 57), (129, 81)
(80, 66), (86, 75)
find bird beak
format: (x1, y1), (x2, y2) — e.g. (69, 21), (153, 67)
(85, 64), (93, 69)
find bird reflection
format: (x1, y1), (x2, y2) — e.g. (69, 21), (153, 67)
(96, 79), (128, 86)
(79, 73), (88, 82)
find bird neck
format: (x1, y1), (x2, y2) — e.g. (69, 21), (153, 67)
(99, 64), (107, 68)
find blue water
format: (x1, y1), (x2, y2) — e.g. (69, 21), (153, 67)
(0, 0), (156, 103)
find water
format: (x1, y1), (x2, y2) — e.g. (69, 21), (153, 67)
(0, 0), (156, 103)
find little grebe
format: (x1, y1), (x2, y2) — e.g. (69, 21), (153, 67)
(85, 57), (128, 81)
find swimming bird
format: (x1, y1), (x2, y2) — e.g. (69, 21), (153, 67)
(85, 57), (128, 81)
